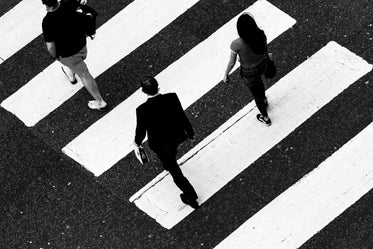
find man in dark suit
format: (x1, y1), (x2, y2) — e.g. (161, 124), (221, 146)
(134, 76), (199, 209)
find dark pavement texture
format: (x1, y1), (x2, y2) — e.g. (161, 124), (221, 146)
(0, 0), (372, 248)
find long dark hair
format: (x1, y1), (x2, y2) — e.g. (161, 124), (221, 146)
(237, 13), (266, 55)
(42, 0), (58, 7)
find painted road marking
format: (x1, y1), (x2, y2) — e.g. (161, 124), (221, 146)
(62, 0), (296, 176)
(213, 122), (373, 249)
(0, 0), (44, 65)
(129, 41), (372, 229)
(1, 0), (200, 126)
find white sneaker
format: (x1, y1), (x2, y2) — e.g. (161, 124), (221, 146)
(88, 100), (108, 111)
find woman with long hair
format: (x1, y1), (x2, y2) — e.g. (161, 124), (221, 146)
(223, 13), (271, 126)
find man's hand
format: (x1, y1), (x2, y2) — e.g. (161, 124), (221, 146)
(133, 141), (148, 164)
(133, 141), (145, 153)
(79, 0), (87, 5)
(134, 146), (141, 157)
(133, 141), (140, 149)
(223, 74), (229, 83)
(133, 141), (142, 161)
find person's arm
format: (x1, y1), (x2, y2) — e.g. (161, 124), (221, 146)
(45, 42), (58, 59)
(223, 41), (238, 83)
(134, 108), (146, 147)
(223, 51), (237, 83)
(174, 94), (194, 140)
(42, 18), (58, 59)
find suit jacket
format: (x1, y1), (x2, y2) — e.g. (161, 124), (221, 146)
(135, 93), (194, 150)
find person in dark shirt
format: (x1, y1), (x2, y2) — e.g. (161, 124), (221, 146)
(223, 13), (271, 126)
(134, 76), (199, 209)
(41, 0), (108, 110)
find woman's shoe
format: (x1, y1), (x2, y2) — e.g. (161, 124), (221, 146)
(257, 114), (271, 126)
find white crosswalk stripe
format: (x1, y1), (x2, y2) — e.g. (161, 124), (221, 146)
(0, 0), (372, 248)
(0, 0), (44, 64)
(1, 0), (200, 126)
(62, 0), (296, 177)
(129, 41), (372, 229)
(213, 122), (373, 249)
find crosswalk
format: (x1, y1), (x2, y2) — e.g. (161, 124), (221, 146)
(1, 0), (200, 126)
(0, 0), (372, 248)
(0, 0), (44, 64)
(129, 41), (372, 229)
(62, 0), (296, 177)
(214, 122), (373, 248)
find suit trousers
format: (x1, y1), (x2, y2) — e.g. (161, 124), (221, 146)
(152, 144), (198, 200)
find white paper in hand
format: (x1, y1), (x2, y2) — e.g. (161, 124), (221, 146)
(134, 146), (148, 164)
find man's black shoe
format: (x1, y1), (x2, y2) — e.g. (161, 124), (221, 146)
(180, 194), (199, 209)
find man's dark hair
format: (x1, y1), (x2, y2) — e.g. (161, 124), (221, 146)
(42, 0), (58, 7)
(141, 76), (159, 95)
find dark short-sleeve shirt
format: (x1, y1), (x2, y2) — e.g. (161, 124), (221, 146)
(42, 1), (86, 58)
(230, 38), (266, 68)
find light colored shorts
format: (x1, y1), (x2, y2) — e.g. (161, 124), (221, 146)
(59, 46), (89, 76)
